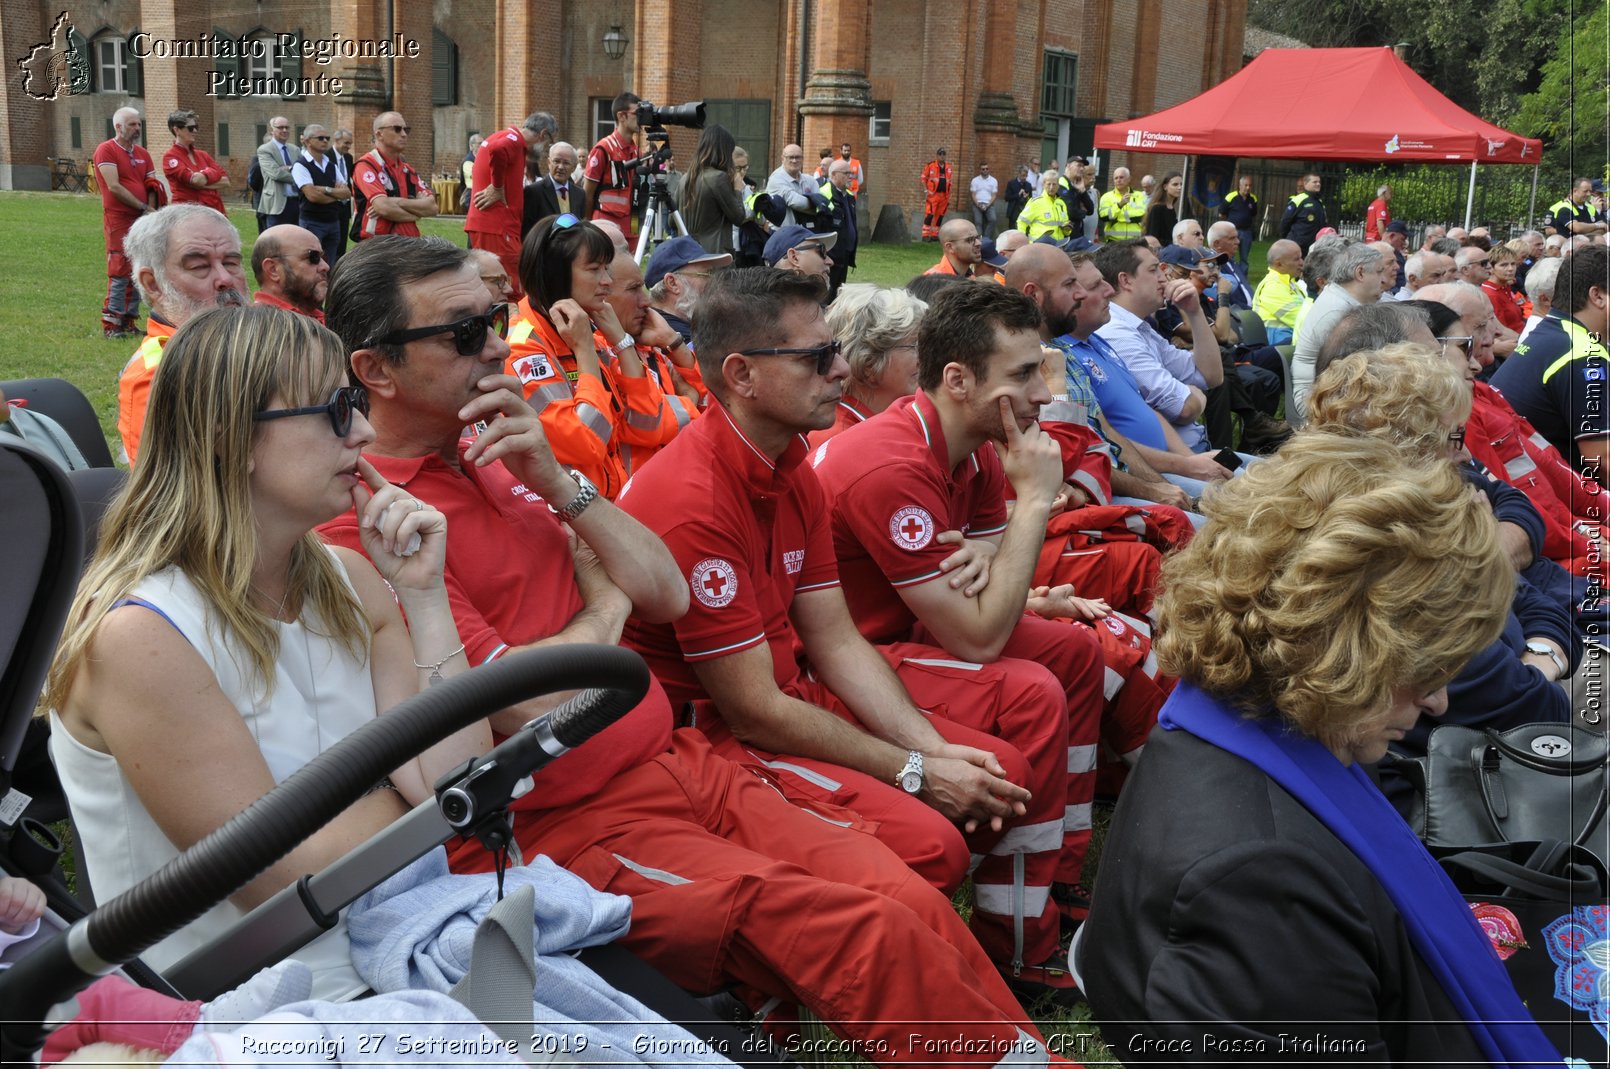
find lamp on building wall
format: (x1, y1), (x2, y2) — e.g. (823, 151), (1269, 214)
(602, 25), (629, 60)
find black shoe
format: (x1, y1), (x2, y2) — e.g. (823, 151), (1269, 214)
(1239, 412), (1293, 454)
(1052, 881), (1091, 928)
(1000, 946), (1087, 1011)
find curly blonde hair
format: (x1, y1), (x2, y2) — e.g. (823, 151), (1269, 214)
(1153, 431), (1511, 754)
(1305, 342), (1470, 458)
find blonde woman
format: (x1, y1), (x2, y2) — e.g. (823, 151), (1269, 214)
(1082, 431), (1557, 1065)
(45, 304), (491, 998)
(807, 283), (926, 447)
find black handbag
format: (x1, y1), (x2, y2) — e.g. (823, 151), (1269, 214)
(1436, 841), (1610, 1067)
(1391, 723), (1608, 864)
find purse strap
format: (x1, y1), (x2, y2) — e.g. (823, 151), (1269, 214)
(1474, 739), (1609, 848)
(1439, 840), (1609, 901)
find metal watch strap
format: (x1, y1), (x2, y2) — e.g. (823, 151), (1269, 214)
(551, 470), (597, 522)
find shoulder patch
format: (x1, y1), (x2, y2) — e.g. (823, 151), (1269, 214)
(889, 506), (935, 551)
(361, 170), (376, 184)
(691, 558), (739, 609)
(165, 157), (178, 169)
(513, 353), (554, 384)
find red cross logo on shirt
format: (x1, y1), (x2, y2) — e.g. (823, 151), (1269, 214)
(691, 558), (739, 608)
(888, 506), (935, 550)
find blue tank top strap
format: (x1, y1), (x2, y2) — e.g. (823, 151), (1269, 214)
(109, 595), (188, 640)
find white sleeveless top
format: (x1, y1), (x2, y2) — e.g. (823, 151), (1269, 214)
(50, 552), (376, 1000)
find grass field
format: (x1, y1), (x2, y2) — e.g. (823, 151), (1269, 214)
(0, 189), (1271, 464)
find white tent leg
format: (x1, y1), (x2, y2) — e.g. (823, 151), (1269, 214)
(1528, 164), (1541, 229)
(1464, 160), (1477, 230)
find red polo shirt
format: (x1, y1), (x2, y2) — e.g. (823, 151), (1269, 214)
(317, 442), (674, 812)
(810, 390), (1008, 645)
(464, 126), (526, 239)
(93, 137), (156, 239)
(617, 402), (841, 710)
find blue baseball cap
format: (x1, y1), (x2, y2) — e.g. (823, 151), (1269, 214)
(764, 225), (836, 266)
(644, 237), (733, 289)
(980, 236), (1009, 268)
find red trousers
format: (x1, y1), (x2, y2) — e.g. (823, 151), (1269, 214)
(456, 730), (1063, 1066)
(1033, 537), (1162, 619)
(922, 192), (950, 238)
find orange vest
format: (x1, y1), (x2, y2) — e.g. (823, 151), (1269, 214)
(117, 317), (178, 465)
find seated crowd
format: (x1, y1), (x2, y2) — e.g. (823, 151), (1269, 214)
(12, 191), (1607, 1066)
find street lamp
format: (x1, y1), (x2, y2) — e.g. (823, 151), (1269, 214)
(602, 25), (628, 60)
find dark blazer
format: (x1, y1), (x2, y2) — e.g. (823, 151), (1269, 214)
(522, 177), (589, 239)
(1082, 723), (1487, 1066)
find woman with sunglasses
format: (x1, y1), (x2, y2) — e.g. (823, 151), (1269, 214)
(504, 213), (680, 498)
(45, 305), (492, 999)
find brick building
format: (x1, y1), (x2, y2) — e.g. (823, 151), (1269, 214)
(3, 0), (1245, 234)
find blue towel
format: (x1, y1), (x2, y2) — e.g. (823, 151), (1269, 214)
(348, 849), (733, 1068)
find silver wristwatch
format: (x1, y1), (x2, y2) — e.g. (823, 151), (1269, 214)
(1524, 640), (1569, 679)
(548, 470), (598, 522)
(896, 750), (924, 794)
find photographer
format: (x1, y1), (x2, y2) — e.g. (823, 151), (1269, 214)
(583, 91), (642, 239)
(679, 124), (749, 256)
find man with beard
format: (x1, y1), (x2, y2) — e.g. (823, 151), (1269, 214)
(116, 204), (248, 464)
(645, 236), (731, 345)
(251, 225), (330, 322)
(601, 246), (706, 460)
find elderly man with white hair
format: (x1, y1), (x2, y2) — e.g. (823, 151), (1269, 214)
(1018, 170), (1072, 240)
(115, 204), (248, 464)
(93, 105), (160, 337)
(1171, 217), (1205, 249)
(1098, 166), (1147, 241)
(1208, 221), (1253, 308)
(1369, 240), (1405, 299)
(1519, 256), (1563, 344)
(1290, 241), (1386, 416)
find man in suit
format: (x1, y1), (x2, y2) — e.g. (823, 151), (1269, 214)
(332, 129), (355, 257)
(819, 158), (858, 301)
(523, 141), (588, 239)
(255, 116), (301, 228)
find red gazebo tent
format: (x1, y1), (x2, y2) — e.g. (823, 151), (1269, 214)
(1094, 47), (1544, 227)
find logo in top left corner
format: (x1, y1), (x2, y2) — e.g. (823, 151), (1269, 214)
(18, 12), (88, 102)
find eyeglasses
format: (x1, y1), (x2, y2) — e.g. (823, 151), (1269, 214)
(277, 249), (325, 266)
(311, 135), (331, 141)
(370, 304), (511, 355)
(481, 274), (510, 289)
(1447, 427), (1467, 449)
(181, 124), (199, 131)
(796, 243), (828, 257)
(384, 124), (410, 134)
(255, 386), (369, 437)
(1436, 335), (1474, 356)
(737, 339), (842, 376)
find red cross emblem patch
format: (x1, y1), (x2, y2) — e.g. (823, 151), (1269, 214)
(691, 558), (739, 608)
(889, 506), (935, 551)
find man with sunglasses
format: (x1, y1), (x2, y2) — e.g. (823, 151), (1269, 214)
(353, 111), (437, 240)
(323, 239), (1055, 1062)
(162, 110), (229, 215)
(251, 225), (330, 323)
(617, 268), (1083, 1000)
(291, 124), (351, 266)
(762, 225), (835, 283)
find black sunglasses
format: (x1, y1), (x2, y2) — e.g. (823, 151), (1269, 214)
(370, 304), (510, 355)
(385, 124), (410, 134)
(255, 386), (370, 437)
(181, 124), (199, 131)
(278, 249), (324, 266)
(737, 339), (841, 376)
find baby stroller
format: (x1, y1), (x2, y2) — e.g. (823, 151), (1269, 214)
(0, 436), (786, 1066)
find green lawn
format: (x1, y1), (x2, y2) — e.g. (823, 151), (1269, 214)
(0, 188), (1271, 461)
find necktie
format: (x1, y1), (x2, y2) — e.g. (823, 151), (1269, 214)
(557, 185), (569, 212)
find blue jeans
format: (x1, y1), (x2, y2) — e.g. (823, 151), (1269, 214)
(1236, 227), (1253, 267)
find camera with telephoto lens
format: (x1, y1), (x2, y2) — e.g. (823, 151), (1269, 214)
(635, 101), (706, 130)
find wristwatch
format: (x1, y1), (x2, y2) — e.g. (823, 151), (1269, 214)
(548, 469), (598, 522)
(895, 751), (925, 795)
(1524, 640), (1569, 679)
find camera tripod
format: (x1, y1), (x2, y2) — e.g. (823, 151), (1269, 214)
(634, 171), (688, 265)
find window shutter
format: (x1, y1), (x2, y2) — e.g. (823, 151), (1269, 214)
(67, 28), (92, 93)
(280, 30), (303, 99)
(124, 30), (142, 97)
(432, 29), (456, 106)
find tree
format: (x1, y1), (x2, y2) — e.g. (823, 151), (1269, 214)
(1511, 2), (1609, 176)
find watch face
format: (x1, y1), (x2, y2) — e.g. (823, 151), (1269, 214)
(899, 770), (923, 794)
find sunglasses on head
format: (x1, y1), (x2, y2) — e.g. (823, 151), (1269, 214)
(370, 304), (511, 356)
(553, 213), (580, 229)
(255, 386), (369, 437)
(737, 339), (842, 376)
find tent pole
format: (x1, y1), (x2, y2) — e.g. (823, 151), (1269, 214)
(1181, 155), (1191, 221)
(1528, 164), (1540, 228)
(1464, 160), (1477, 230)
